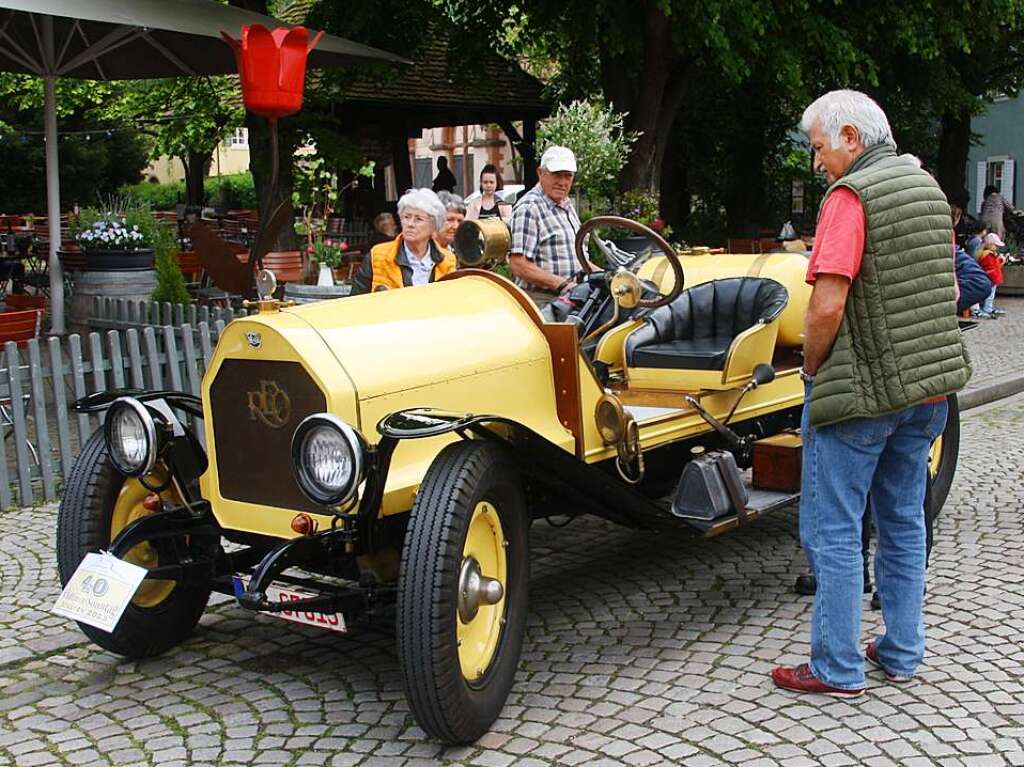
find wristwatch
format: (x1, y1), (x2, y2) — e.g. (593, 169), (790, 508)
(799, 368), (815, 383)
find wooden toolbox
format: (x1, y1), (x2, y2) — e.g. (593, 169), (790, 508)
(752, 431), (802, 492)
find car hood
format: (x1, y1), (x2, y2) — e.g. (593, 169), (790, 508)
(285, 274), (552, 402)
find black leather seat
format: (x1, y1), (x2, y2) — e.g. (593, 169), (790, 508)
(625, 277), (789, 371)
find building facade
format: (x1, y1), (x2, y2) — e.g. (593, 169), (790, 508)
(967, 95), (1019, 213)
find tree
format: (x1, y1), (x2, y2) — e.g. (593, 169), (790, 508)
(102, 77), (243, 208)
(0, 75), (148, 212)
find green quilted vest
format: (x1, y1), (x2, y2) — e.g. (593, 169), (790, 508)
(808, 144), (972, 427)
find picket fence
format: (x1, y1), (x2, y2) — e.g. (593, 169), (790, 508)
(0, 316), (234, 509)
(88, 297), (253, 333)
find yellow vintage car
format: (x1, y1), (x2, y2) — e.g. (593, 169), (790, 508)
(55, 217), (960, 744)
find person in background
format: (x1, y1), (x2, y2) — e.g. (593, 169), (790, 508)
(974, 232), (1006, 318)
(431, 156), (457, 194)
(350, 188), (455, 295)
(435, 191), (466, 249)
(965, 219), (987, 257)
(980, 184), (1015, 240)
(367, 212), (398, 248)
(466, 164), (512, 222)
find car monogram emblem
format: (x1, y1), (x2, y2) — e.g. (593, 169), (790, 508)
(246, 332), (262, 349)
(247, 380), (291, 429)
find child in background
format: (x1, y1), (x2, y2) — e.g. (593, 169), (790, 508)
(975, 232), (1006, 318)
(965, 219), (988, 257)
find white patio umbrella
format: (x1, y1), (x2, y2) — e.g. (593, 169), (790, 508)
(0, 0), (406, 333)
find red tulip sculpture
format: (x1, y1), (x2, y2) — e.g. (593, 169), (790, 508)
(220, 24), (323, 280)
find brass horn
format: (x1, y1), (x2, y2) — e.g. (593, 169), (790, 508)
(453, 218), (511, 267)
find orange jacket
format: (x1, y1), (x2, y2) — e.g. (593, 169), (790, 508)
(351, 234), (456, 295)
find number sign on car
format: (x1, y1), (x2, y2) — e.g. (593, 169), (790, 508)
(232, 576), (347, 633)
(52, 552), (149, 633)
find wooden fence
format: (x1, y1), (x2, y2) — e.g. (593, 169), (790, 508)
(88, 297), (253, 333)
(0, 319), (232, 509)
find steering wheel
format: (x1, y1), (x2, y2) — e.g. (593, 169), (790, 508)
(574, 215), (684, 309)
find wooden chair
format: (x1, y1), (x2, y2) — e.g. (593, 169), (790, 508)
(4, 294), (46, 311)
(0, 308), (41, 465)
(262, 251), (305, 284)
(0, 309), (41, 347)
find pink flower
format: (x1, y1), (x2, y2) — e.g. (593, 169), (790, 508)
(651, 217), (665, 232)
(340, 240), (349, 251)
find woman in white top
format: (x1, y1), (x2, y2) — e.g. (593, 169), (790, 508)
(465, 164), (512, 222)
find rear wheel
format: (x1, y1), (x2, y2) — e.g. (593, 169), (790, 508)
(926, 393), (960, 522)
(56, 430), (212, 657)
(398, 441), (529, 744)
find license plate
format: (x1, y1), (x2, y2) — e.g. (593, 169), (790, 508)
(233, 576), (347, 633)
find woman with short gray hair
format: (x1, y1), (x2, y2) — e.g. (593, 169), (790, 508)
(435, 190), (467, 248)
(351, 188), (456, 294)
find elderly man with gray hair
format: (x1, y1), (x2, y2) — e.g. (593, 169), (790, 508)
(351, 188), (456, 295)
(771, 90), (970, 698)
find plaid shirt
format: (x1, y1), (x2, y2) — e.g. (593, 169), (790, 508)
(509, 183), (581, 287)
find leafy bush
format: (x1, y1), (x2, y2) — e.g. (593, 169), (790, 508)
(73, 195), (162, 250)
(536, 99), (638, 201)
(120, 172), (257, 211)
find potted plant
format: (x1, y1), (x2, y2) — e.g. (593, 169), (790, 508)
(1003, 251), (1024, 296)
(293, 156), (373, 287)
(72, 198), (158, 271)
(608, 189), (673, 254)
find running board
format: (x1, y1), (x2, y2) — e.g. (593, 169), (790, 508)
(696, 484), (800, 538)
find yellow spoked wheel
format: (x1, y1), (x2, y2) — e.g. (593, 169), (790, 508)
(928, 436), (943, 479)
(57, 430), (212, 658)
(398, 441), (529, 745)
(110, 475), (177, 607)
(456, 501), (508, 683)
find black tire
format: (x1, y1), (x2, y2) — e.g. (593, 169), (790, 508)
(926, 393), (960, 522)
(397, 441), (529, 744)
(56, 430), (211, 658)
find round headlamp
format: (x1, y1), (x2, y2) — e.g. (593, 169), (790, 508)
(104, 397), (159, 477)
(291, 414), (365, 507)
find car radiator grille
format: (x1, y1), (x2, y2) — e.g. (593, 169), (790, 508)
(210, 359), (327, 512)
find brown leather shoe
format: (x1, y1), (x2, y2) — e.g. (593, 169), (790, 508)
(771, 663), (865, 698)
(865, 641), (913, 683)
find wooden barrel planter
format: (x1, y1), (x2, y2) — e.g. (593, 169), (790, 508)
(283, 282), (352, 304)
(69, 269), (158, 328)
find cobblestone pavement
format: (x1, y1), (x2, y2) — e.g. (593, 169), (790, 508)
(2, 395), (1023, 766)
(962, 295), (1024, 391)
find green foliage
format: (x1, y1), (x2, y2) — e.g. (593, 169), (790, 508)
(536, 99), (638, 200)
(100, 77), (243, 169)
(0, 75), (148, 213)
(151, 246), (191, 305)
(121, 173), (258, 211)
(293, 155), (374, 266)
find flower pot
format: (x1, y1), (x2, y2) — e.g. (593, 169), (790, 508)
(1002, 264), (1024, 296)
(317, 263), (335, 286)
(82, 248), (155, 271)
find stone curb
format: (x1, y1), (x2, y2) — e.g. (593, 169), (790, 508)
(960, 372), (1024, 411)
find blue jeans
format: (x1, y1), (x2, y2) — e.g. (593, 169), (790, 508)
(799, 384), (948, 689)
(982, 285), (997, 313)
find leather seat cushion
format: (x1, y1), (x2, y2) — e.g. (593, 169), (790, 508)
(630, 337), (734, 370)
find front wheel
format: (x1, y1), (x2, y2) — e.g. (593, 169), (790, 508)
(56, 430), (212, 657)
(397, 441), (529, 744)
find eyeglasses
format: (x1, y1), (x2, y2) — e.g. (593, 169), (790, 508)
(400, 212), (430, 224)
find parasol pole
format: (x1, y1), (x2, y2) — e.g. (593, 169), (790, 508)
(41, 16), (65, 334)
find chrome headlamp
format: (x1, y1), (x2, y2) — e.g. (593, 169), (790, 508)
(291, 414), (365, 507)
(104, 397), (159, 477)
